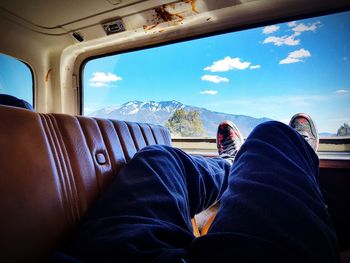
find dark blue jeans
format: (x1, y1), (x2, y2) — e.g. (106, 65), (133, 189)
(65, 121), (339, 262)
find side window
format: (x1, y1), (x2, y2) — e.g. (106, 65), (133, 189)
(0, 53), (33, 106)
(82, 11), (350, 153)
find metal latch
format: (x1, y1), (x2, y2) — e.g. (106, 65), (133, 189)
(102, 18), (125, 35)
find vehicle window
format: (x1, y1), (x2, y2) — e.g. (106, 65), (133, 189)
(0, 53), (33, 106)
(83, 11), (350, 152)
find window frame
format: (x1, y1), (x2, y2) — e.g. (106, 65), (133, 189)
(79, 10), (350, 156)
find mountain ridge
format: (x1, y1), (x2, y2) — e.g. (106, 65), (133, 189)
(89, 100), (272, 137)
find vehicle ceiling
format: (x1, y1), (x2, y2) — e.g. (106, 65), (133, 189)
(1, 0), (349, 56)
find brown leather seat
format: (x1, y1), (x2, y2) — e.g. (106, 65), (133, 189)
(0, 105), (172, 263)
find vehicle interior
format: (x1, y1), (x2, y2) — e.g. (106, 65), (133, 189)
(0, 0), (350, 262)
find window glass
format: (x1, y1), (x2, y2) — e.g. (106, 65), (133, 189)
(83, 11), (350, 141)
(0, 53), (33, 105)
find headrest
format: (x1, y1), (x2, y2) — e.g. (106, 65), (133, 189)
(0, 94), (34, 111)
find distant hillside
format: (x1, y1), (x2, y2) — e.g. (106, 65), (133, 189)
(89, 100), (271, 137)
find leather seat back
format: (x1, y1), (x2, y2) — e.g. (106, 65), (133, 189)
(0, 105), (172, 263)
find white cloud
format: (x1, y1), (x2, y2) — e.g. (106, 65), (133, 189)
(263, 21), (320, 47)
(279, 48), (311, 64)
(335, 89), (349, 94)
(204, 56), (251, 72)
(263, 33), (300, 46)
(90, 72), (121, 82)
(262, 25), (280, 34)
(250, 65), (261, 70)
(287, 21), (297, 27)
(201, 74), (229, 83)
(89, 72), (122, 87)
(292, 21), (321, 33)
(200, 90), (218, 95)
(279, 57), (302, 64)
(287, 48), (311, 58)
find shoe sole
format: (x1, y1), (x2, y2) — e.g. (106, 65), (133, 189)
(289, 113), (319, 150)
(216, 120), (244, 149)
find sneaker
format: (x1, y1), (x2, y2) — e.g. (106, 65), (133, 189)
(289, 113), (319, 151)
(216, 120), (244, 163)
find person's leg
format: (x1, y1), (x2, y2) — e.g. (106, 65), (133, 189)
(66, 145), (231, 262)
(191, 121), (339, 263)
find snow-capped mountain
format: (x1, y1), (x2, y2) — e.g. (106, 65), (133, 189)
(89, 100), (271, 137)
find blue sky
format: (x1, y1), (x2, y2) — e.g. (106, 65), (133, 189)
(0, 54), (32, 103)
(84, 11), (350, 134)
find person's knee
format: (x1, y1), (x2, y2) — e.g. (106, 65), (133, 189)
(255, 120), (287, 131)
(133, 144), (175, 163)
(137, 144), (173, 154)
(250, 120), (295, 138)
